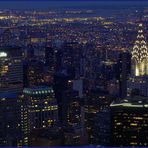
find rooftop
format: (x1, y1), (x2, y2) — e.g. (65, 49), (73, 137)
(23, 86), (54, 95)
(110, 95), (148, 108)
(0, 46), (22, 57)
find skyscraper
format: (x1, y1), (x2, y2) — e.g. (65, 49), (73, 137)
(85, 89), (111, 144)
(21, 86), (58, 145)
(111, 97), (148, 146)
(23, 60), (45, 87)
(0, 47), (23, 146)
(0, 93), (22, 146)
(0, 46), (23, 93)
(94, 109), (111, 146)
(111, 23), (148, 146)
(118, 51), (131, 99)
(131, 24), (148, 76)
(127, 23), (148, 97)
(45, 47), (55, 71)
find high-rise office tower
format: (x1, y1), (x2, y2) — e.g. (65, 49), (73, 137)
(23, 60), (45, 87)
(54, 68), (76, 124)
(111, 96), (148, 146)
(21, 86), (58, 145)
(45, 47), (55, 71)
(94, 109), (111, 146)
(60, 90), (79, 126)
(111, 23), (148, 146)
(85, 89), (111, 144)
(0, 93), (22, 146)
(63, 92), (87, 146)
(61, 42), (82, 78)
(118, 51), (131, 98)
(64, 126), (88, 146)
(127, 23), (148, 97)
(0, 46), (23, 93)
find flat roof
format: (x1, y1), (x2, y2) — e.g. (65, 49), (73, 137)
(110, 96), (148, 108)
(23, 86), (54, 95)
(0, 46), (22, 57)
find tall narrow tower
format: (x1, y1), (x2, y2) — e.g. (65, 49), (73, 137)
(131, 23), (148, 76)
(128, 23), (148, 97)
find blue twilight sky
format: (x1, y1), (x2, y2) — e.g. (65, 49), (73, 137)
(0, 0), (148, 2)
(0, 0), (146, 10)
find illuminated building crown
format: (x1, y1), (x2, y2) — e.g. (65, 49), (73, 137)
(131, 23), (148, 76)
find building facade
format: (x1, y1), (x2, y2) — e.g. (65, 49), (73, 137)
(0, 93), (22, 146)
(21, 86), (58, 145)
(111, 23), (148, 147)
(111, 97), (148, 146)
(0, 46), (23, 93)
(128, 23), (148, 97)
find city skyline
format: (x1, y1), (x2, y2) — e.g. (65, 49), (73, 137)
(0, 0), (147, 147)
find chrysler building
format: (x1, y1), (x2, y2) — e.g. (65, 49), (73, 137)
(131, 23), (148, 76)
(127, 23), (148, 97)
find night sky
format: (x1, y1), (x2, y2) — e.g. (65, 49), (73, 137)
(0, 0), (147, 1)
(0, 0), (146, 10)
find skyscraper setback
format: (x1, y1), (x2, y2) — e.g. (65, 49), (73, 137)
(128, 23), (148, 97)
(131, 24), (148, 76)
(111, 23), (148, 146)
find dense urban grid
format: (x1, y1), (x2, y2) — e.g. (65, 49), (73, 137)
(0, 4), (148, 147)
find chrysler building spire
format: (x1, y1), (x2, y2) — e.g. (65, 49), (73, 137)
(131, 23), (148, 76)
